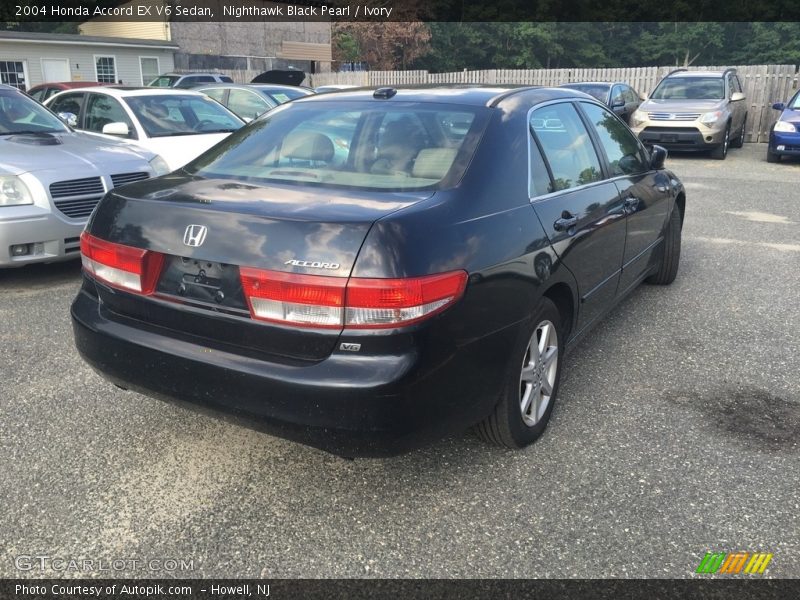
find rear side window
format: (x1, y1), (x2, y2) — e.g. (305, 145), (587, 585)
(187, 102), (490, 192)
(227, 89), (272, 120)
(220, 75), (233, 83)
(530, 103), (602, 192)
(200, 87), (227, 103)
(580, 102), (647, 176)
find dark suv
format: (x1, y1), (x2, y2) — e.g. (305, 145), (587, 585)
(631, 68), (747, 159)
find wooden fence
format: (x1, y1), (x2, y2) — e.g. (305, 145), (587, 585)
(307, 65), (800, 143)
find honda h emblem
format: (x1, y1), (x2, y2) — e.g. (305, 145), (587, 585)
(183, 225), (208, 247)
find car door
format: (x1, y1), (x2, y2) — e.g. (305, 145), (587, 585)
(578, 101), (671, 294)
(529, 101), (628, 334)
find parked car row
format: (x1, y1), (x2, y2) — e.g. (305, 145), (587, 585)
(0, 84), (164, 267)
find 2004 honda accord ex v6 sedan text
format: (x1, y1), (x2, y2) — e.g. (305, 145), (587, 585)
(71, 86), (685, 457)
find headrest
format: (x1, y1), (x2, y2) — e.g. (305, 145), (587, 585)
(282, 131), (334, 162)
(411, 148), (458, 180)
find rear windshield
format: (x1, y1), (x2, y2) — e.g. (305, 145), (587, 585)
(185, 101), (491, 192)
(124, 94), (244, 137)
(651, 77), (725, 100)
(148, 76), (179, 87)
(262, 87), (312, 104)
(562, 84), (609, 102)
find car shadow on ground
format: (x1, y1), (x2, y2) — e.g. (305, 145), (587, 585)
(0, 259), (82, 288)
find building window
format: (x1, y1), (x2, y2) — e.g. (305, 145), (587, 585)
(139, 56), (160, 85)
(0, 61), (26, 90)
(95, 56), (117, 84)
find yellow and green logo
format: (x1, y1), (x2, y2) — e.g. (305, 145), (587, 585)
(696, 551), (773, 575)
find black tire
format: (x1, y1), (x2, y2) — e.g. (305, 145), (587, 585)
(767, 149), (781, 163)
(730, 116), (746, 149)
(709, 124), (730, 160)
(475, 297), (564, 449)
(647, 207), (682, 285)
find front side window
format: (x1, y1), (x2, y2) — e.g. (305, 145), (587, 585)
(123, 94), (243, 137)
(530, 103), (602, 192)
(95, 56), (117, 84)
(47, 92), (84, 120)
(28, 87), (45, 101)
(624, 87), (638, 103)
(186, 102), (490, 192)
(651, 77), (725, 100)
(0, 89), (69, 135)
(581, 102), (647, 176)
(85, 93), (134, 137)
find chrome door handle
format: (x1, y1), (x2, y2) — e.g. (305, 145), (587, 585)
(553, 212), (578, 231)
(624, 197), (640, 214)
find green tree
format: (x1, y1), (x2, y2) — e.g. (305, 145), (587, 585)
(638, 23), (725, 66)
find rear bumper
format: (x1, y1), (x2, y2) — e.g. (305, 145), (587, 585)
(0, 209), (84, 267)
(635, 125), (725, 151)
(71, 287), (517, 456)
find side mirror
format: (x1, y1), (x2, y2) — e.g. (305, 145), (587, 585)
(102, 122), (130, 136)
(649, 145), (667, 170)
(640, 92), (648, 101)
(772, 102), (786, 111)
(731, 92), (745, 102)
(58, 112), (78, 127)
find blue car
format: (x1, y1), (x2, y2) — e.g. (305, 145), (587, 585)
(767, 89), (800, 163)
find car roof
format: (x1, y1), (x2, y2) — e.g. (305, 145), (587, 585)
(194, 83), (310, 92)
(29, 81), (108, 90)
(667, 71), (727, 78)
(50, 86), (208, 98)
(292, 85), (588, 107)
(158, 73), (226, 78)
(560, 81), (617, 87)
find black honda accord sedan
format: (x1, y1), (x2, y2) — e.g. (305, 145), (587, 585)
(71, 86), (685, 457)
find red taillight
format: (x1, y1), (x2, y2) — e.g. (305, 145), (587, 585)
(240, 267), (346, 329)
(80, 232), (164, 295)
(345, 272), (468, 328)
(239, 267), (468, 329)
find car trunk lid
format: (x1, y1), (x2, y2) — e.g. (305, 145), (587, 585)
(86, 173), (432, 362)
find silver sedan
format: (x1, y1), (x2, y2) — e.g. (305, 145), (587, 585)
(0, 85), (169, 267)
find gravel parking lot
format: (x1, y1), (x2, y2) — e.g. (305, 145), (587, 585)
(1, 143), (798, 579)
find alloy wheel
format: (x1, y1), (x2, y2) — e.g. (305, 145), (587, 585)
(519, 319), (559, 426)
